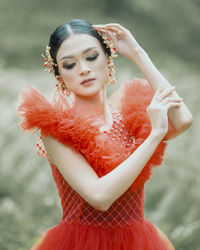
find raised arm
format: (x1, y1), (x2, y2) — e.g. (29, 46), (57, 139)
(127, 49), (193, 139)
(42, 87), (181, 212)
(93, 23), (193, 139)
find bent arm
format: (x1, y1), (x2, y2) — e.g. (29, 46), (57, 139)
(42, 131), (163, 212)
(92, 23), (193, 139)
(129, 49), (193, 139)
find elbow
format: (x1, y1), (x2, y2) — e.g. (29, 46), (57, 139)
(95, 204), (110, 212)
(180, 114), (193, 131)
(174, 111), (193, 133)
(91, 192), (112, 212)
(165, 114), (193, 140)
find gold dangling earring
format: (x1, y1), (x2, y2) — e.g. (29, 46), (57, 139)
(55, 75), (71, 96)
(107, 56), (116, 85)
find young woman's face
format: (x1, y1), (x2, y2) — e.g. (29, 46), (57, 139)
(56, 34), (109, 97)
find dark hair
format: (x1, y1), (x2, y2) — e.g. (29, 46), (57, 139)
(49, 19), (111, 75)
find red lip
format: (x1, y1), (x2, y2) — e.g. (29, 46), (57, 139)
(81, 78), (95, 85)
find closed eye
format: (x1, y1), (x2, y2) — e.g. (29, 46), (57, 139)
(63, 63), (76, 69)
(86, 53), (99, 61)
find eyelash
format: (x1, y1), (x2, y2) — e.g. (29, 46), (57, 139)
(87, 53), (99, 61)
(63, 53), (99, 70)
(64, 63), (75, 69)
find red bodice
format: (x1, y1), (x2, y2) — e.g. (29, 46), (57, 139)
(51, 162), (145, 228)
(35, 108), (146, 228)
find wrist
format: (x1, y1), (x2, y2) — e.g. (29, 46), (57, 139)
(128, 47), (147, 62)
(148, 130), (165, 144)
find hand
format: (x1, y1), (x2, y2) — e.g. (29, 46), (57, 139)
(92, 23), (143, 60)
(147, 86), (183, 139)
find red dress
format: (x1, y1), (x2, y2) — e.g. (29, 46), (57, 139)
(17, 78), (171, 250)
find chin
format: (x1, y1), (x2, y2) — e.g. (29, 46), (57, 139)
(76, 84), (105, 97)
(78, 90), (100, 97)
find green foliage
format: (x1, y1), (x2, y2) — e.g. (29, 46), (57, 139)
(0, 0), (200, 249)
(0, 0), (199, 70)
(0, 73), (61, 249)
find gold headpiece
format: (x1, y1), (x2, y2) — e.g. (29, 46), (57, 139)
(100, 32), (118, 84)
(41, 46), (57, 74)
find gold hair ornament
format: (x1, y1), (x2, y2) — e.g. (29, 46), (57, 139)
(41, 46), (57, 74)
(100, 32), (118, 85)
(41, 46), (70, 95)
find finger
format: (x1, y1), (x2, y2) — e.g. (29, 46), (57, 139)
(94, 26), (122, 37)
(161, 97), (183, 106)
(92, 25), (109, 32)
(93, 25), (119, 31)
(96, 28), (109, 33)
(96, 29), (113, 38)
(92, 24), (114, 30)
(156, 85), (163, 94)
(101, 27), (122, 35)
(166, 102), (182, 110)
(159, 86), (176, 100)
(93, 23), (125, 33)
(152, 85), (162, 101)
(96, 27), (119, 36)
(100, 30), (118, 45)
(92, 24), (105, 28)
(103, 23), (125, 32)
(97, 29), (116, 38)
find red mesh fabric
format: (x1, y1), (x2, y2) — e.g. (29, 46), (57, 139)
(36, 135), (49, 160)
(17, 78), (172, 250)
(51, 163), (145, 227)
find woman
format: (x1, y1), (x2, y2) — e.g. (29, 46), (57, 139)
(17, 19), (193, 249)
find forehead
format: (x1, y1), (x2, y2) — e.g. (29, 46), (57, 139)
(56, 34), (103, 59)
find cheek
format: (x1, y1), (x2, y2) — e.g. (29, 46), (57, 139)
(96, 56), (109, 76)
(60, 69), (75, 83)
(58, 69), (78, 91)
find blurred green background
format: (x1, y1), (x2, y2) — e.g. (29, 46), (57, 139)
(0, 0), (200, 249)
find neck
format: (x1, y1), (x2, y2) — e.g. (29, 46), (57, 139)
(74, 86), (110, 123)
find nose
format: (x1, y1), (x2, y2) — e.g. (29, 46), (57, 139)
(79, 61), (91, 76)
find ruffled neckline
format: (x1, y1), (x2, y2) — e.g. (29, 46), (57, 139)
(54, 88), (121, 135)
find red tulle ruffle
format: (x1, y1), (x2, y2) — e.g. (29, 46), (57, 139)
(32, 221), (170, 250)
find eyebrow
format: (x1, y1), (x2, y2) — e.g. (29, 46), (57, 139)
(60, 46), (98, 61)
